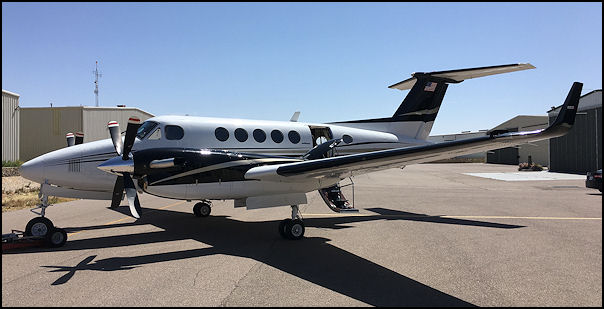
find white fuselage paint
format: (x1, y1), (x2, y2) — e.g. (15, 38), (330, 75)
(20, 115), (433, 201)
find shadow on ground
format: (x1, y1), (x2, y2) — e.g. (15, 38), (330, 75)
(8, 207), (524, 306)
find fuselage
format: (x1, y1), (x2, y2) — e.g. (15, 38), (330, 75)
(20, 115), (432, 201)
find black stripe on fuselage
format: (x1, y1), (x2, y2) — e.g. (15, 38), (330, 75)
(330, 113), (437, 124)
(145, 159), (295, 186)
(136, 148), (300, 186)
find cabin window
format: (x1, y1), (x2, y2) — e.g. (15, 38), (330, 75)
(215, 127), (229, 141)
(253, 129), (266, 143)
(342, 134), (353, 144)
(271, 130), (284, 143)
(288, 130), (301, 144)
(165, 125), (184, 140)
(136, 121), (159, 139)
(234, 128), (248, 142)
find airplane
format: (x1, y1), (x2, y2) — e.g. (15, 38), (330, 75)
(18, 63), (583, 246)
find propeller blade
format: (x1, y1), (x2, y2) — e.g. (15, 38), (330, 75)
(302, 138), (343, 160)
(122, 117), (141, 160)
(75, 132), (84, 145)
(110, 175), (124, 208)
(66, 133), (75, 147)
(107, 121), (124, 156)
(123, 172), (142, 218)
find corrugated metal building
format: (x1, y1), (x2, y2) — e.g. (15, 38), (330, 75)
(20, 106), (154, 161)
(2, 90), (20, 162)
(486, 116), (550, 166)
(428, 130), (488, 161)
(548, 89), (602, 174)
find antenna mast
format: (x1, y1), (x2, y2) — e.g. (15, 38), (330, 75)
(93, 61), (102, 107)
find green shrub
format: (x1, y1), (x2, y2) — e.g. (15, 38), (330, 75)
(518, 162), (544, 171)
(2, 160), (23, 167)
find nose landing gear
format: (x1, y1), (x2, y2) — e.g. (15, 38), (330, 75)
(21, 183), (68, 248)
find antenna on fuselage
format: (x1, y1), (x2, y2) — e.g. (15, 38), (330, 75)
(290, 111), (300, 122)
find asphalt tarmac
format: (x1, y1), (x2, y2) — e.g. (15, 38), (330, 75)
(2, 163), (602, 306)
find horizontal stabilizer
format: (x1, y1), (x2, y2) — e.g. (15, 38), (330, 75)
(388, 63), (535, 91)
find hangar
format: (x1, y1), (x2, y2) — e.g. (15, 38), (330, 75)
(19, 106), (154, 161)
(548, 89), (602, 174)
(486, 116), (549, 166)
(2, 90), (20, 162)
(429, 88), (602, 171)
(428, 130), (488, 162)
(427, 115), (550, 166)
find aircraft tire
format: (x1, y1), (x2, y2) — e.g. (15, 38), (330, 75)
(25, 217), (54, 237)
(286, 219), (305, 240)
(193, 202), (211, 217)
(46, 227), (68, 248)
(279, 219), (292, 239)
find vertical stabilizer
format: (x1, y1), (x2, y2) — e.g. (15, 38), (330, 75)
(331, 63), (535, 140)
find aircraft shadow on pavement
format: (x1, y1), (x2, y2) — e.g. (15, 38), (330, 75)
(13, 206), (524, 306)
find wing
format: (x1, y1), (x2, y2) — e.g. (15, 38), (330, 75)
(245, 82), (582, 182)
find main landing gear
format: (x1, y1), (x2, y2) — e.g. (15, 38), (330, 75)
(278, 205), (305, 240)
(193, 200), (212, 217)
(23, 186), (67, 248)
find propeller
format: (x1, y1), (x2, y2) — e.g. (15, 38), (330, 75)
(302, 138), (343, 160)
(102, 117), (142, 218)
(66, 133), (75, 147)
(75, 132), (84, 145)
(107, 121), (123, 156)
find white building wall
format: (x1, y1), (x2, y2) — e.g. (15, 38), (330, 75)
(82, 107), (154, 142)
(19, 106), (154, 161)
(428, 131), (488, 159)
(2, 90), (20, 162)
(19, 107), (82, 161)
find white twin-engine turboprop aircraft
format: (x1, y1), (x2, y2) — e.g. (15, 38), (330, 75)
(19, 63), (583, 246)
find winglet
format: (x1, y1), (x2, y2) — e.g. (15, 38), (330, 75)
(548, 82), (583, 129)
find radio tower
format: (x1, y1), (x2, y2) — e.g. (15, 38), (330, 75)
(93, 61), (102, 107)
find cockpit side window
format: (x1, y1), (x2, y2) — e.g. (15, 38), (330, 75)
(136, 121), (159, 139)
(147, 127), (161, 140)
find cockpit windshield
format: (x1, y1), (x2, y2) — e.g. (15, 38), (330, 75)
(136, 121), (159, 139)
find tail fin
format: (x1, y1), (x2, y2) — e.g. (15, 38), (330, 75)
(389, 75), (449, 123)
(332, 63), (535, 140)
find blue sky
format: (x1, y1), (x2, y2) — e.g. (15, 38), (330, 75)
(2, 2), (602, 135)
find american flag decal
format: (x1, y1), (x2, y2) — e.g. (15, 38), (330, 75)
(424, 82), (437, 92)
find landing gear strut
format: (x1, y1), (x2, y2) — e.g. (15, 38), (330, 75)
(279, 205), (305, 240)
(193, 200), (212, 217)
(24, 183), (67, 247)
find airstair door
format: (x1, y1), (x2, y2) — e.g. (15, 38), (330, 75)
(309, 126), (335, 158)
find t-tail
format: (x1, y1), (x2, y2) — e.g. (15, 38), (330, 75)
(331, 63), (536, 140)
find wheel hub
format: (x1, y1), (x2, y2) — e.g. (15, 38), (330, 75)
(291, 224), (303, 237)
(31, 222), (49, 236)
(50, 231), (65, 244)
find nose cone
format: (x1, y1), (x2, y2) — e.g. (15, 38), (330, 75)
(20, 156), (46, 183)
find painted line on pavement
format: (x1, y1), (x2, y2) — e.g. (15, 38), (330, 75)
(302, 213), (602, 220)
